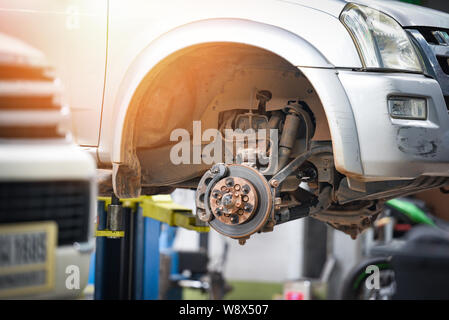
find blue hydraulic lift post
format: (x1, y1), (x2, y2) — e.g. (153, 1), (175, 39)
(142, 217), (162, 300)
(132, 205), (145, 299)
(93, 195), (208, 300)
(94, 200), (107, 300)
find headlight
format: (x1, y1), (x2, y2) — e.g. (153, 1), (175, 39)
(340, 3), (423, 73)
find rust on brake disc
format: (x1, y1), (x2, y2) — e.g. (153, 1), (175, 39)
(209, 176), (258, 225)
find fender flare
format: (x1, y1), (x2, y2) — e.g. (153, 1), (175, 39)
(110, 18), (363, 182)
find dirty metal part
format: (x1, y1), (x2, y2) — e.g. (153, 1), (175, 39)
(274, 197), (300, 211)
(197, 163), (273, 240)
(270, 179), (279, 188)
(256, 89), (272, 115)
(235, 148), (259, 168)
(259, 111), (283, 175)
(141, 186), (176, 195)
(278, 109), (301, 169)
(336, 176), (449, 205)
(113, 160), (142, 199)
(100, 167), (176, 196)
(307, 153), (334, 184)
(270, 143), (333, 188)
(97, 169), (114, 196)
(223, 110), (270, 168)
(209, 176), (258, 226)
(440, 186), (449, 194)
(276, 102), (315, 173)
(268, 111), (283, 130)
(296, 167), (317, 182)
(234, 112), (269, 131)
(137, 144), (211, 187)
(196, 164), (228, 222)
(278, 175), (303, 192)
(195, 143), (340, 241)
(106, 194), (124, 238)
(106, 204), (123, 231)
(276, 186), (333, 225)
(316, 201), (384, 239)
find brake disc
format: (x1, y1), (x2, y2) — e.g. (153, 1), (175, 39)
(196, 164), (273, 240)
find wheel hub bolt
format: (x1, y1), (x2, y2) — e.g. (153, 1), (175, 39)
(209, 177), (258, 226)
(242, 185), (250, 194)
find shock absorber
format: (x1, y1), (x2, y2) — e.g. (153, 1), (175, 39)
(277, 102), (314, 173)
(278, 107), (301, 171)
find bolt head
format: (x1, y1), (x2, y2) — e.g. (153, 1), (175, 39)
(211, 165), (220, 174)
(270, 180), (279, 188)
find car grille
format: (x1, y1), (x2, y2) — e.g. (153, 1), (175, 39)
(0, 181), (91, 246)
(407, 27), (449, 111)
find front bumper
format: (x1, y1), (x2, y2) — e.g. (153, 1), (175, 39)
(338, 70), (449, 180)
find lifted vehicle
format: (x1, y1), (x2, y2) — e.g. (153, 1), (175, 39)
(0, 33), (96, 298)
(1, 0), (449, 242)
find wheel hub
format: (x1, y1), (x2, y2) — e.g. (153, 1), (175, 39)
(209, 177), (258, 225)
(196, 163), (273, 240)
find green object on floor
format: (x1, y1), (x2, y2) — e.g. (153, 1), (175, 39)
(386, 198), (435, 226)
(400, 0), (422, 4)
(183, 281), (283, 300)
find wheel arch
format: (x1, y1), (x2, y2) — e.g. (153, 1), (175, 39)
(109, 18), (363, 197)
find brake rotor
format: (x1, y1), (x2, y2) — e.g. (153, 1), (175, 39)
(209, 176), (258, 225)
(201, 164), (273, 239)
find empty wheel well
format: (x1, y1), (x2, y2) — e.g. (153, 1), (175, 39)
(117, 42), (332, 191)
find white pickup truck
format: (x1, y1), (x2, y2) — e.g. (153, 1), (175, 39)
(1, 0), (449, 242)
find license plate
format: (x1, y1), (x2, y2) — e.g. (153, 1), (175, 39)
(0, 221), (57, 298)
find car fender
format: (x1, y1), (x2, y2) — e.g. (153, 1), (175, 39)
(108, 18), (363, 186)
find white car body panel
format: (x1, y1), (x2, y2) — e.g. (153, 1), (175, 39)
(0, 0), (107, 147)
(338, 71), (449, 179)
